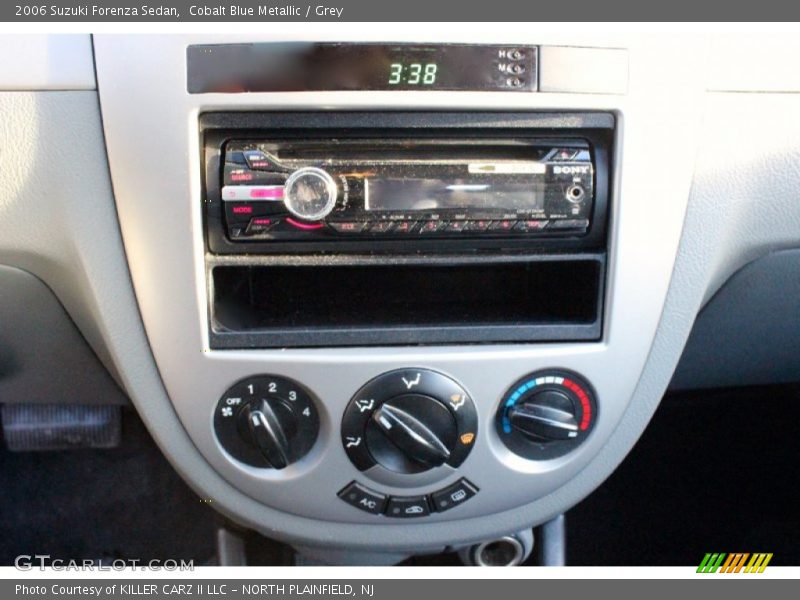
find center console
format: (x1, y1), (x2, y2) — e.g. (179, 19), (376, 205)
(93, 31), (701, 561)
(203, 107), (612, 524)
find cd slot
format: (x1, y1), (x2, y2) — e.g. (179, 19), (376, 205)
(209, 256), (604, 348)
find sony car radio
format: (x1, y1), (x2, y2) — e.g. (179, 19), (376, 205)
(202, 112), (611, 254)
(219, 139), (593, 240)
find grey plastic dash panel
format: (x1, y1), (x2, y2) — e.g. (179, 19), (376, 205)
(93, 31), (703, 553)
(0, 265), (129, 406)
(671, 250), (800, 390)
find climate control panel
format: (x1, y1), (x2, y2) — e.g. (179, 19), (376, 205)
(211, 368), (599, 521)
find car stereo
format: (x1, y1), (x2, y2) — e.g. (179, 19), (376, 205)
(203, 112), (612, 254)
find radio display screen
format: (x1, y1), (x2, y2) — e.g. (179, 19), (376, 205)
(365, 179), (545, 212)
(188, 43), (537, 93)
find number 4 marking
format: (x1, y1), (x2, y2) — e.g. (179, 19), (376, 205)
(302, 407), (311, 417)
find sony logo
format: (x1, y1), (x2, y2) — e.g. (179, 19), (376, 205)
(553, 165), (590, 175)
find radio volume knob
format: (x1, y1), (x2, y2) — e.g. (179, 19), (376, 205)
(283, 167), (338, 221)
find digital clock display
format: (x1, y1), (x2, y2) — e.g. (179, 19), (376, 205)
(387, 62), (439, 86)
(188, 43), (537, 93)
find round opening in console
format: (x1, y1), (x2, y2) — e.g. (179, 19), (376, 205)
(473, 536), (525, 567)
(566, 184), (586, 203)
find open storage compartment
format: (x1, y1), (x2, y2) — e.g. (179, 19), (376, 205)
(209, 255), (604, 348)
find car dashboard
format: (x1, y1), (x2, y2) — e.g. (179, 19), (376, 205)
(1, 29), (799, 566)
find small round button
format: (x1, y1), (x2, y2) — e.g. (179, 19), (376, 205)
(283, 167), (338, 221)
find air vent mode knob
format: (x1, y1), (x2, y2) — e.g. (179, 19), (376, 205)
(283, 167), (338, 221)
(367, 394), (458, 473)
(342, 369), (479, 475)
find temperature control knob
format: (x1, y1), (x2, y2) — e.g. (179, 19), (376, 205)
(342, 369), (478, 475)
(496, 370), (597, 460)
(214, 375), (320, 469)
(283, 167), (338, 221)
(507, 390), (578, 442)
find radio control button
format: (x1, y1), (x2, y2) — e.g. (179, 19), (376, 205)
(224, 165), (286, 186)
(488, 220), (517, 232)
(548, 218), (590, 230)
(329, 221), (368, 234)
(368, 221), (395, 233)
(465, 220), (493, 232)
(418, 221), (445, 234)
(385, 495), (430, 519)
(222, 185), (285, 202)
(225, 151), (247, 165)
(392, 221), (418, 234)
(242, 150), (276, 170)
(246, 217), (279, 235)
(338, 482), (386, 515)
(226, 202), (281, 227)
(445, 221), (468, 232)
(550, 148), (580, 161)
(283, 167), (338, 221)
(227, 203), (254, 220)
(513, 219), (549, 232)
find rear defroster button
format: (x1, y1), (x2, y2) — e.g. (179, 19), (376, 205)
(431, 478), (478, 512)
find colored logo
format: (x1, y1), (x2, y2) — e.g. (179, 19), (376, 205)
(697, 553), (773, 573)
